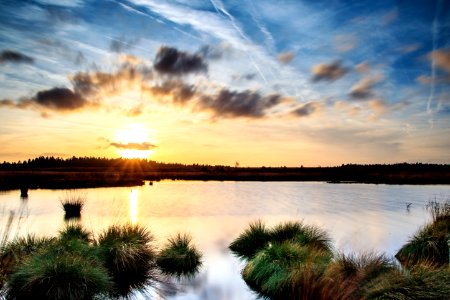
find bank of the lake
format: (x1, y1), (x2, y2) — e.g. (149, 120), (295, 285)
(1, 181), (449, 299)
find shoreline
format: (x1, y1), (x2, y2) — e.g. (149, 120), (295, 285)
(1, 166), (449, 190)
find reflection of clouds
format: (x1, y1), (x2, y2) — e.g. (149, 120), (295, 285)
(0, 182), (444, 299)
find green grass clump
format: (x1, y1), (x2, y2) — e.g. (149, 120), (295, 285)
(59, 223), (92, 243)
(97, 224), (156, 297)
(270, 221), (333, 253)
(6, 239), (111, 300)
(242, 241), (331, 299)
(156, 233), (202, 278)
(229, 220), (271, 260)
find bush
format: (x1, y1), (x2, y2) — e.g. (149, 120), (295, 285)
(156, 233), (202, 278)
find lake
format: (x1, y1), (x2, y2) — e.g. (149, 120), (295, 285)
(1, 181), (449, 299)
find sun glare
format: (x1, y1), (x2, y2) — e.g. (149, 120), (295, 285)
(114, 123), (155, 159)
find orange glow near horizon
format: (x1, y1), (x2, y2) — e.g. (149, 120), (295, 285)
(114, 123), (155, 159)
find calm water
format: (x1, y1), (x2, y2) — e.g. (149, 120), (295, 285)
(1, 181), (449, 299)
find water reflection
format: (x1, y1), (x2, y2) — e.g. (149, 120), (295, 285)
(129, 189), (139, 225)
(0, 182), (448, 300)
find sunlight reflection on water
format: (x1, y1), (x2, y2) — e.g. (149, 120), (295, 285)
(0, 181), (449, 299)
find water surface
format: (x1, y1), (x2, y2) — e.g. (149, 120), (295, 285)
(1, 181), (448, 299)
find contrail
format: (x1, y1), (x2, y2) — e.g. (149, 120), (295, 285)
(427, 0), (443, 113)
(209, 0), (268, 83)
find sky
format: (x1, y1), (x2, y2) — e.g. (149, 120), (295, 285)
(0, 0), (449, 167)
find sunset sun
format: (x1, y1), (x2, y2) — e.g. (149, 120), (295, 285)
(114, 123), (155, 159)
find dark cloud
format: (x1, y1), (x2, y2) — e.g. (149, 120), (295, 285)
(154, 46), (207, 75)
(110, 142), (156, 150)
(199, 89), (283, 118)
(1, 87), (88, 112)
(0, 50), (34, 64)
(291, 102), (322, 117)
(311, 61), (347, 81)
(34, 87), (87, 110)
(149, 80), (196, 104)
(349, 76), (381, 100)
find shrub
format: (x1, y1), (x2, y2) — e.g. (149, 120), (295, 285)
(156, 233), (202, 278)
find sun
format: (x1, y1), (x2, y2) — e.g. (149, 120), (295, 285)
(114, 123), (155, 159)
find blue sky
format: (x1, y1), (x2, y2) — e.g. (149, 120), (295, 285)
(0, 0), (449, 165)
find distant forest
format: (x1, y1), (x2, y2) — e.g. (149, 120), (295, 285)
(0, 156), (449, 189)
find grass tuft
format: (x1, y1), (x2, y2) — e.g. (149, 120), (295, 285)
(6, 238), (111, 300)
(59, 223), (92, 243)
(156, 233), (202, 278)
(97, 224), (156, 298)
(60, 192), (86, 220)
(229, 220), (271, 260)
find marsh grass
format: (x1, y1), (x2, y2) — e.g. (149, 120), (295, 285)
(396, 198), (450, 268)
(156, 233), (202, 278)
(59, 223), (92, 243)
(60, 192), (86, 220)
(242, 241), (332, 299)
(97, 224), (157, 298)
(228, 220), (271, 260)
(364, 264), (450, 299)
(6, 238), (112, 300)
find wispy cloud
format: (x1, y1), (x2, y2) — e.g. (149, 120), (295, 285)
(0, 50), (34, 64)
(311, 61), (348, 82)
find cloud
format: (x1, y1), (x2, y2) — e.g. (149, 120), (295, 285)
(148, 80), (196, 104)
(110, 142), (156, 150)
(291, 102), (323, 117)
(199, 89), (283, 118)
(33, 87), (87, 110)
(198, 43), (230, 60)
(349, 75), (382, 100)
(355, 61), (370, 73)
(277, 52), (295, 64)
(109, 37), (139, 53)
(429, 48), (450, 74)
(334, 35), (358, 53)
(154, 46), (207, 75)
(311, 61), (347, 81)
(399, 43), (421, 54)
(0, 50), (34, 64)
